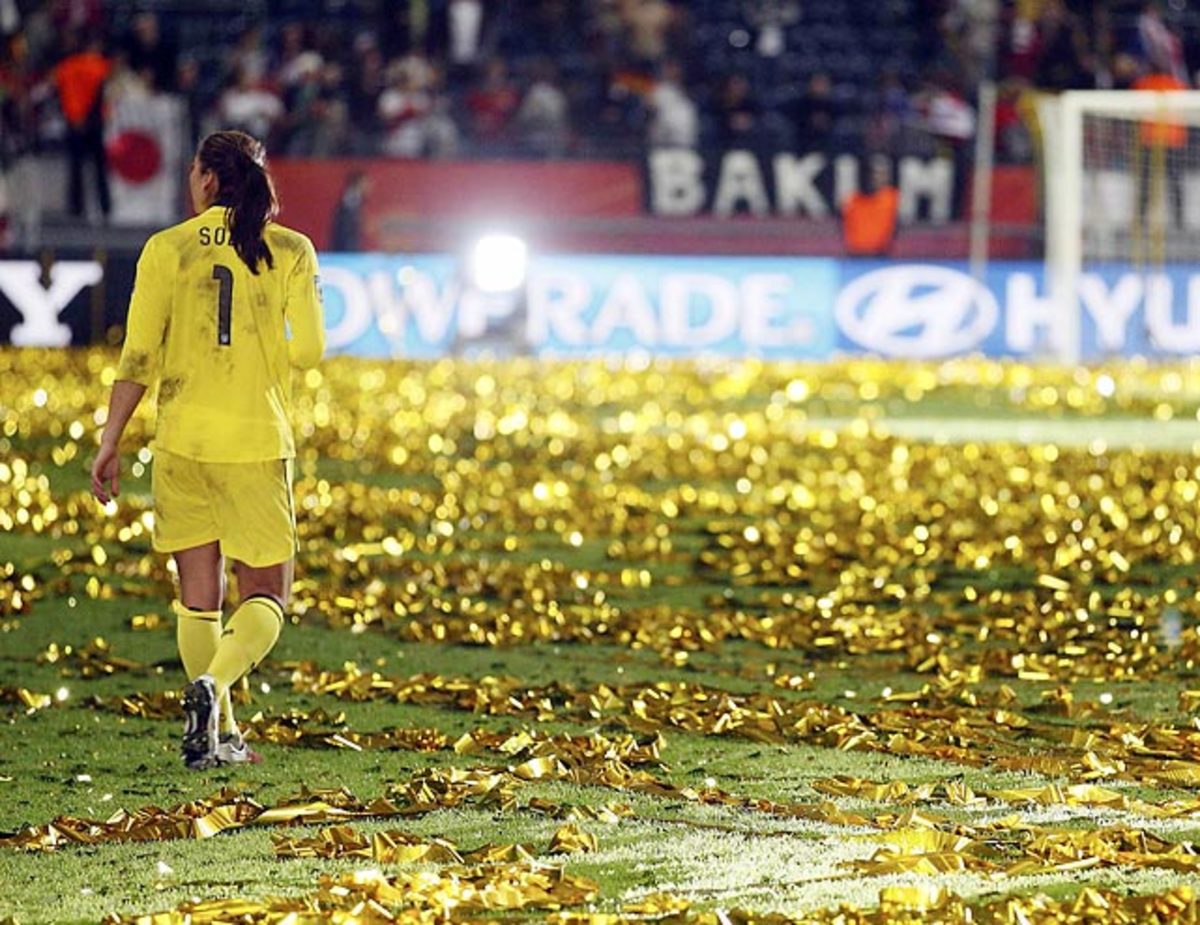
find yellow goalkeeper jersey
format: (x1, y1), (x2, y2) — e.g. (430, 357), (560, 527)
(116, 206), (325, 463)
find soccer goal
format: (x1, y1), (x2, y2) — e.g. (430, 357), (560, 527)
(1039, 90), (1200, 362)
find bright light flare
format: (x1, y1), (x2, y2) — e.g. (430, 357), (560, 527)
(468, 234), (528, 293)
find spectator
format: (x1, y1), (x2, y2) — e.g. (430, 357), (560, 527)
(423, 63), (461, 159)
(275, 23), (322, 93)
(123, 12), (177, 93)
(526, 0), (584, 56)
(53, 30), (111, 221)
(715, 72), (760, 150)
(993, 78), (1033, 162)
(330, 169), (368, 251)
(447, 0), (486, 69)
(1138, 1), (1187, 84)
(792, 72), (838, 152)
(0, 2), (1131, 175)
(593, 75), (648, 158)
(742, 0), (800, 59)
(346, 34), (385, 154)
(1003, 2), (1040, 81)
(466, 57), (519, 151)
(645, 59), (697, 148)
(103, 40), (147, 101)
(176, 55), (204, 151)
(50, 0), (102, 38)
(1111, 52), (1141, 90)
(842, 157), (900, 257)
(284, 60), (349, 157)
(863, 72), (912, 157)
(914, 72), (975, 216)
(918, 75), (975, 141)
(590, 0), (626, 59)
(941, 0), (999, 84)
(0, 0), (17, 37)
(0, 29), (38, 245)
(215, 67), (284, 146)
(617, 0), (676, 66)
(377, 1), (434, 60)
(279, 49), (326, 103)
(225, 25), (269, 87)
(515, 59), (570, 158)
(1033, 0), (1092, 90)
(377, 56), (433, 157)
(0, 30), (36, 160)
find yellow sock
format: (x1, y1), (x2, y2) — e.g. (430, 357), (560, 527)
(205, 595), (284, 695)
(173, 602), (238, 735)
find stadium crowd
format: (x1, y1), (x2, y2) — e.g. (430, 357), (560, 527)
(0, 0), (1195, 172)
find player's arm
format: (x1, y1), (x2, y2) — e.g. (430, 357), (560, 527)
(93, 381), (146, 502)
(115, 235), (171, 387)
(285, 236), (325, 369)
(92, 238), (170, 502)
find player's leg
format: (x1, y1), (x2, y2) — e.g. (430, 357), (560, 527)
(173, 542), (222, 678)
(173, 544), (230, 770)
(195, 558), (290, 767)
(153, 451), (227, 768)
(193, 458), (297, 765)
(205, 558), (289, 695)
(171, 542), (237, 736)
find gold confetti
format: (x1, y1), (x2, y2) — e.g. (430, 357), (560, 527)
(621, 893), (693, 917)
(101, 878), (1200, 924)
(878, 883), (952, 913)
(36, 638), (148, 678)
(0, 686), (55, 715)
(548, 823), (598, 854)
(129, 613), (167, 631)
(1180, 690), (1200, 712)
(12, 351), (1200, 924)
(284, 661), (1200, 791)
(106, 862), (599, 923)
(273, 825), (464, 863)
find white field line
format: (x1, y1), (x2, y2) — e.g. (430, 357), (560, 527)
(608, 818), (1200, 915)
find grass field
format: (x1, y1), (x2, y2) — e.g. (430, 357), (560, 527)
(4, 350), (1200, 923)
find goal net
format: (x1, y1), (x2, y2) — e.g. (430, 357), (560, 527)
(1039, 90), (1200, 361)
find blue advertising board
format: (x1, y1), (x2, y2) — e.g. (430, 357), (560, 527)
(320, 254), (840, 359)
(834, 260), (1200, 359)
(315, 254), (1200, 361)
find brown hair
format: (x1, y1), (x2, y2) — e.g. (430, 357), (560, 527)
(197, 130), (277, 274)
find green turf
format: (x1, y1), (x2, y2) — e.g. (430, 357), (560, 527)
(5, 353), (1200, 923)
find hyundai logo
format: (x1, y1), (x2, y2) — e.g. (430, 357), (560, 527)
(834, 265), (998, 357)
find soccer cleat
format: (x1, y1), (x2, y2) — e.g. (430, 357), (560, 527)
(215, 731), (262, 765)
(181, 675), (219, 770)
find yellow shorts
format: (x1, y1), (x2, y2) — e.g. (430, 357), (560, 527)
(151, 450), (297, 567)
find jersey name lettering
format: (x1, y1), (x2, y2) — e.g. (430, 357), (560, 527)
(198, 226), (230, 246)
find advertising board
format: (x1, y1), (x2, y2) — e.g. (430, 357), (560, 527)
(318, 254), (1200, 361)
(4, 254), (1199, 361)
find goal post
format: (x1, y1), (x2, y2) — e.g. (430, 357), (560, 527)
(1039, 89), (1200, 363)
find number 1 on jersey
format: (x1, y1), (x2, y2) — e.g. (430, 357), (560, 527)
(213, 264), (233, 346)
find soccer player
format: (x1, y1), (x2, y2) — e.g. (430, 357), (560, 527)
(91, 130), (324, 769)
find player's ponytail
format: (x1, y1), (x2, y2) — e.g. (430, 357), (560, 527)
(197, 130), (277, 275)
